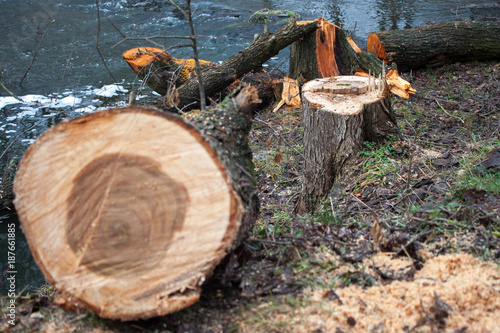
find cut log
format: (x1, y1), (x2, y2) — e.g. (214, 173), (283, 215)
(13, 87), (260, 320)
(298, 76), (396, 213)
(289, 18), (415, 98)
(367, 21), (500, 72)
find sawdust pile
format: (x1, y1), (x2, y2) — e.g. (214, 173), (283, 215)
(294, 254), (500, 332)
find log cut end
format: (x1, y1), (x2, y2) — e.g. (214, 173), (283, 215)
(14, 107), (242, 320)
(123, 47), (216, 95)
(302, 76), (384, 116)
(367, 32), (386, 61)
(122, 47), (170, 73)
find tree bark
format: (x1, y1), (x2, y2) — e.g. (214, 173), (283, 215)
(298, 76), (395, 213)
(0, 156), (19, 210)
(173, 19), (318, 110)
(367, 21), (500, 72)
(13, 87), (260, 320)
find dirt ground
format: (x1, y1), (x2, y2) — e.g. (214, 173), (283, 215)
(1, 60), (499, 332)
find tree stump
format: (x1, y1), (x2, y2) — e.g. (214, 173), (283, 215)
(13, 87), (260, 320)
(289, 18), (415, 98)
(289, 18), (341, 84)
(298, 76), (396, 213)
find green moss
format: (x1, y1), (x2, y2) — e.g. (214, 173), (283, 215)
(248, 9), (300, 24)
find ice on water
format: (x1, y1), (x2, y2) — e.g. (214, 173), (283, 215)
(0, 84), (131, 150)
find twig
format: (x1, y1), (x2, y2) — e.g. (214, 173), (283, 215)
(19, 19), (55, 86)
(435, 99), (464, 124)
(235, 162), (255, 181)
(87, 0), (116, 82)
(247, 238), (291, 245)
(420, 96), (459, 104)
(281, 234), (346, 246)
(106, 13), (200, 50)
(396, 230), (434, 256)
(169, 0), (206, 110)
(0, 69), (23, 102)
(406, 146), (413, 194)
(106, 10), (215, 51)
(58, 37), (78, 93)
(420, 300), (437, 333)
(0, 119), (46, 161)
(350, 193), (377, 215)
(113, 35), (196, 49)
(254, 117), (304, 159)
(104, 14), (126, 38)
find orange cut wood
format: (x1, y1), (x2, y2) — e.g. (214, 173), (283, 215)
(316, 18), (340, 78)
(123, 47), (215, 95)
(122, 47), (170, 72)
(273, 76), (301, 112)
(354, 69), (416, 99)
(367, 32), (386, 61)
(385, 68), (417, 98)
(347, 37), (362, 53)
(289, 17), (409, 98)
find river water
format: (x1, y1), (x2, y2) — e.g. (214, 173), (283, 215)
(0, 0), (497, 294)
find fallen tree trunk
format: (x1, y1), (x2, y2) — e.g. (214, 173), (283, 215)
(13, 87), (260, 320)
(298, 76), (396, 213)
(289, 18), (415, 98)
(123, 19), (317, 111)
(367, 21), (500, 72)
(160, 19), (317, 110)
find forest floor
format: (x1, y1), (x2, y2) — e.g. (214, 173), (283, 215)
(1, 60), (499, 332)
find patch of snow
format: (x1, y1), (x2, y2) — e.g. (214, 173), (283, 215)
(93, 84), (127, 97)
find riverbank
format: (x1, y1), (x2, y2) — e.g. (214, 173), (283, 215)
(1, 60), (499, 332)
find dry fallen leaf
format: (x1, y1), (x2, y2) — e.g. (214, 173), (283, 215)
(273, 148), (283, 165)
(266, 134), (273, 148)
(370, 214), (385, 252)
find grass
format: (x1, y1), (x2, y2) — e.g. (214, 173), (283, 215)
(453, 141), (500, 195)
